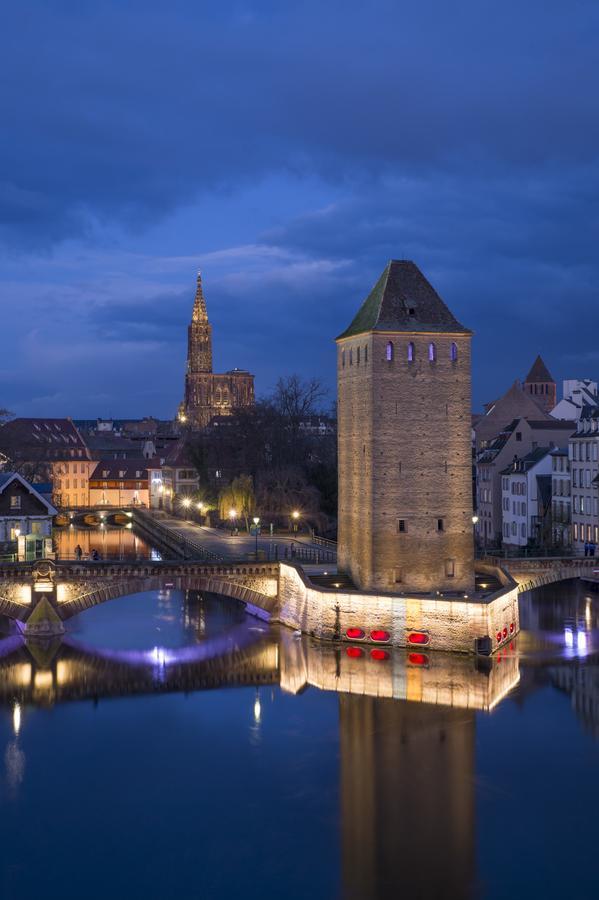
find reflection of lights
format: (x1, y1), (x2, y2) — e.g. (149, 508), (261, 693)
(34, 671), (53, 690)
(152, 646), (167, 666)
(253, 692), (261, 724)
(13, 703), (21, 736)
(564, 627), (574, 648)
(586, 597), (592, 627)
(577, 631), (588, 653)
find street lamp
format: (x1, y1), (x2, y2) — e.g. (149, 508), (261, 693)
(253, 516), (260, 559)
(182, 497), (191, 520)
(229, 508), (237, 535)
(292, 509), (300, 533)
(472, 515), (479, 524)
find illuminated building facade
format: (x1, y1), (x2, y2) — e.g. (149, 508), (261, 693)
(180, 273), (254, 429)
(336, 260), (474, 593)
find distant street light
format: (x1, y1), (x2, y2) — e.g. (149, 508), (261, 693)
(292, 509), (300, 533)
(253, 516), (260, 559)
(472, 515), (479, 524)
(229, 508), (237, 536)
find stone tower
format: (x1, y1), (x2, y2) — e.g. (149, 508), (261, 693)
(181, 272), (255, 428)
(336, 260), (474, 593)
(523, 355), (556, 413)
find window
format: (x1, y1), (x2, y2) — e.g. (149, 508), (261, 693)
(437, 518), (444, 532)
(341, 349), (345, 368)
(398, 519), (406, 533)
(364, 346), (368, 363)
(407, 342), (415, 362)
(349, 348), (353, 366)
(386, 341), (394, 362)
(574, 523), (579, 541)
(521, 523), (526, 538)
(445, 558), (455, 577)
(428, 342), (436, 362)
(450, 342), (458, 362)
(356, 347), (360, 365)
(393, 567), (402, 584)
(516, 432), (522, 442)
(573, 443), (579, 461)
(10, 495), (21, 510)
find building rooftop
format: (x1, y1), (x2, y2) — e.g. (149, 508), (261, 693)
(337, 260), (471, 340)
(524, 355), (555, 384)
(500, 446), (552, 475)
(90, 460), (150, 481)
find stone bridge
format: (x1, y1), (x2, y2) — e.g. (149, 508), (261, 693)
(0, 559), (280, 635)
(484, 555), (599, 593)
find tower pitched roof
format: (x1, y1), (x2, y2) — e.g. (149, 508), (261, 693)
(192, 272), (208, 323)
(336, 260), (471, 340)
(524, 355), (554, 384)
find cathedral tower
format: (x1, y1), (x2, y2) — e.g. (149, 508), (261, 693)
(336, 260), (474, 593)
(181, 272), (255, 429)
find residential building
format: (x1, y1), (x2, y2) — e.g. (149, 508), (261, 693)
(0, 472), (57, 560)
(569, 407), (599, 553)
(476, 417), (573, 547)
(475, 380), (552, 451)
(550, 447), (571, 548)
(500, 448), (553, 548)
(551, 379), (599, 421)
(0, 417), (96, 508)
(337, 260), (474, 593)
(88, 460), (150, 506)
(180, 272), (255, 429)
(523, 355), (557, 414)
(161, 439), (200, 513)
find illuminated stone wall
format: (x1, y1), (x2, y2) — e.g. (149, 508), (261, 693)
(276, 563), (519, 654)
(337, 331), (474, 593)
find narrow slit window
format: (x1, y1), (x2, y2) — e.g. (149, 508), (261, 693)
(356, 346), (360, 365)
(386, 341), (394, 361)
(428, 342), (436, 362)
(364, 345), (368, 363)
(445, 558), (455, 577)
(437, 518), (444, 532)
(341, 349), (345, 368)
(349, 348), (353, 366)
(407, 342), (415, 362)
(450, 342), (458, 362)
(398, 519), (406, 533)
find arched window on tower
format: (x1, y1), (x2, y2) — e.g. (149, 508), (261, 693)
(364, 345), (368, 363)
(356, 346), (360, 365)
(349, 348), (353, 366)
(428, 342), (436, 362)
(386, 341), (394, 362)
(450, 342), (458, 362)
(407, 342), (415, 362)
(342, 349), (345, 368)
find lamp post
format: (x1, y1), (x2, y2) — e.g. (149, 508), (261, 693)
(292, 509), (300, 533)
(182, 497), (191, 520)
(229, 508), (237, 536)
(197, 501), (204, 526)
(253, 516), (260, 559)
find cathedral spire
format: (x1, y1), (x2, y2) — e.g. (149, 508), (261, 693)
(192, 271), (209, 323)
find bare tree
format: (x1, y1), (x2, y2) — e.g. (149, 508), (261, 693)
(270, 375), (328, 429)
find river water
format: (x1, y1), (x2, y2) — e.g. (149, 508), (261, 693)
(0, 579), (597, 899)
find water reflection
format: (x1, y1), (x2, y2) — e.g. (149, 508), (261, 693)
(0, 584), (598, 899)
(53, 526), (155, 560)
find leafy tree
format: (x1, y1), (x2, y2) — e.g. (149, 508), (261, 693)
(218, 474), (255, 532)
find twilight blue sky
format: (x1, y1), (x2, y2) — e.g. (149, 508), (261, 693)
(1, 0), (598, 418)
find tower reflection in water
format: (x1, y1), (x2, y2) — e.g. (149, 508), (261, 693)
(0, 608), (520, 900)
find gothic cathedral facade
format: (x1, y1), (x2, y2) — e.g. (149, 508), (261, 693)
(180, 273), (254, 429)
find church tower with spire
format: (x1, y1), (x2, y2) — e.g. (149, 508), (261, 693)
(180, 272), (254, 428)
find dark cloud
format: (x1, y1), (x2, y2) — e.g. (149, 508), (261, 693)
(1, 1), (598, 245)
